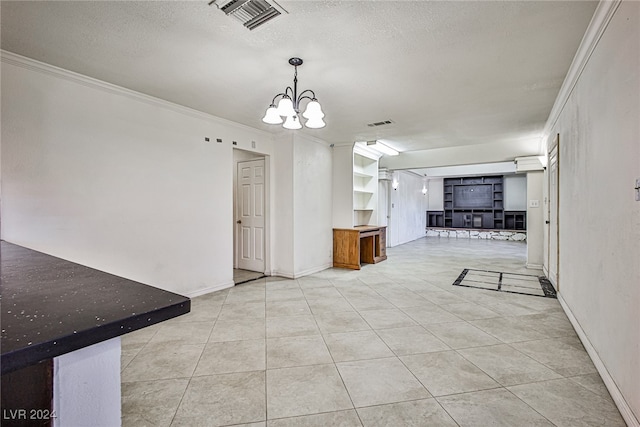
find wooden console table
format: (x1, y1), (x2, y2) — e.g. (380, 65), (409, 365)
(333, 226), (387, 270)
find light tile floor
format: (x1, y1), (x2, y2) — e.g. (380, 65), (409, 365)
(121, 237), (626, 427)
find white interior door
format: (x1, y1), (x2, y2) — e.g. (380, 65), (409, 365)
(548, 141), (559, 288)
(236, 159), (265, 272)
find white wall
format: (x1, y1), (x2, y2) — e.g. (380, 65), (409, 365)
(270, 133), (333, 278)
(544, 2), (639, 423)
(53, 338), (121, 427)
(271, 134), (295, 278)
(331, 144), (354, 229)
(504, 174), (527, 210)
(427, 178), (444, 210)
(1, 53), (286, 297)
(293, 133), (333, 276)
(1, 53), (335, 290)
(389, 171), (428, 247)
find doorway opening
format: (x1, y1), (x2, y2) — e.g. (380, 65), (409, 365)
(233, 149), (270, 285)
(233, 269), (265, 285)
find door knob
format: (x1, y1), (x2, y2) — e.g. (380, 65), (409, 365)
(545, 220), (550, 224)
(236, 220), (242, 224)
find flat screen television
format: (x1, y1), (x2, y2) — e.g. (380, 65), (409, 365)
(453, 184), (493, 209)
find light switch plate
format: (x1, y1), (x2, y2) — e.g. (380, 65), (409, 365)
(529, 199), (540, 208)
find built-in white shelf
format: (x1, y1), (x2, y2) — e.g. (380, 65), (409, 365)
(332, 144), (381, 228)
(352, 149), (379, 226)
(353, 170), (374, 178)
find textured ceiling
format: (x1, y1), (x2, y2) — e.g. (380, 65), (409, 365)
(1, 1), (597, 156)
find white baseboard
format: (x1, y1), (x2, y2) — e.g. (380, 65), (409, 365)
(270, 270), (295, 279)
(292, 263), (332, 278)
(526, 263), (543, 270)
(272, 263), (332, 280)
(185, 280), (234, 298)
(389, 233), (428, 248)
(557, 293), (639, 427)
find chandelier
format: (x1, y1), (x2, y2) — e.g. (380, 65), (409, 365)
(262, 57), (325, 129)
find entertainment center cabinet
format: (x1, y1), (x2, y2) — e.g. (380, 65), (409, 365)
(427, 175), (526, 231)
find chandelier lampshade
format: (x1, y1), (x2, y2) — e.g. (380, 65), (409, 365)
(262, 104), (283, 124)
(276, 96), (296, 117)
(283, 115), (302, 130)
(302, 99), (324, 119)
(305, 117), (326, 129)
(262, 57), (325, 130)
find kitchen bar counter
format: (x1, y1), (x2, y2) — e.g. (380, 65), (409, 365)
(1, 240), (190, 374)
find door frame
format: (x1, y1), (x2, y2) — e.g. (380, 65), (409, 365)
(378, 179), (390, 228)
(233, 150), (270, 275)
(547, 134), (560, 290)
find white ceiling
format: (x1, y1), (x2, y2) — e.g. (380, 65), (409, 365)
(1, 1), (597, 158)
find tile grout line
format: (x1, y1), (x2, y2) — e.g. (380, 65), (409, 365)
(263, 277), (268, 423)
(121, 238), (620, 425)
(302, 283), (363, 424)
(171, 291), (225, 425)
(343, 277), (459, 421)
(501, 386), (559, 426)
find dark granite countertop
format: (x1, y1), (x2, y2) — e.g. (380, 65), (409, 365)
(1, 241), (190, 374)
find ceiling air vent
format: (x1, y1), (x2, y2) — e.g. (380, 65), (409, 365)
(208, 0), (287, 30)
(367, 120), (395, 127)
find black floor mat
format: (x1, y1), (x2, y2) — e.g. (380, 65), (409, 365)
(453, 269), (556, 298)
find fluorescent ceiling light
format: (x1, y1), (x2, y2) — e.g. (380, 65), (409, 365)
(366, 140), (399, 156)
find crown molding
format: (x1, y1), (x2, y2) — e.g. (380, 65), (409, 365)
(0, 50), (272, 138)
(331, 141), (356, 148)
(540, 0), (622, 151)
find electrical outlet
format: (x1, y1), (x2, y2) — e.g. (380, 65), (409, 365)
(529, 200), (540, 208)
(252, 141), (256, 148)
